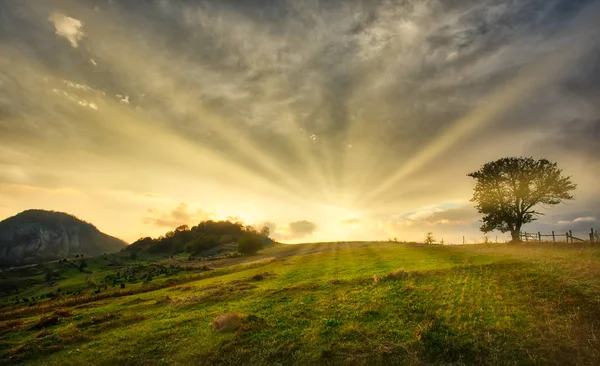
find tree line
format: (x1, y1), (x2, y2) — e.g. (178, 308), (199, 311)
(125, 220), (271, 256)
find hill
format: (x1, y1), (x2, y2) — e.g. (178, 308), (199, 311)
(125, 220), (273, 256)
(1, 241), (600, 364)
(0, 210), (126, 268)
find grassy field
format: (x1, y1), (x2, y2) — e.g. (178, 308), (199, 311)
(1, 242), (600, 365)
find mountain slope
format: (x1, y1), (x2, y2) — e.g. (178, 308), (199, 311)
(0, 210), (127, 267)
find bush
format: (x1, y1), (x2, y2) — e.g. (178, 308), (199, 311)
(237, 232), (263, 255)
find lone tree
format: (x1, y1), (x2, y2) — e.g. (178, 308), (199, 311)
(424, 232), (435, 245)
(468, 157), (576, 242)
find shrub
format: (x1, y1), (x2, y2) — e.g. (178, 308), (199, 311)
(0, 320), (23, 333)
(238, 232), (263, 255)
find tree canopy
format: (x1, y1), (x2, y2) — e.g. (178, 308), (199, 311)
(125, 220), (271, 255)
(467, 157), (576, 242)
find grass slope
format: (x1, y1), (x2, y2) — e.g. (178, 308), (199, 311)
(1, 242), (600, 365)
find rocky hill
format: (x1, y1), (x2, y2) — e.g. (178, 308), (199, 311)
(0, 210), (127, 268)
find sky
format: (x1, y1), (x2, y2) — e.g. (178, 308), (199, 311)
(0, 0), (599, 244)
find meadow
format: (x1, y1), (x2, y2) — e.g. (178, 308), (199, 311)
(1, 242), (600, 365)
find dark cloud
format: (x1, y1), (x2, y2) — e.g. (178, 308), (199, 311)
(531, 119), (600, 160)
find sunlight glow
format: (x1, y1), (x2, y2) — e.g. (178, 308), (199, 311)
(1, 0), (598, 244)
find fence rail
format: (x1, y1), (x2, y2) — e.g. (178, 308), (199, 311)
(519, 228), (597, 243)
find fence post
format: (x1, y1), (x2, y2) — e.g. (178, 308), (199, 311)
(525, 232), (528, 242)
(566, 232), (569, 242)
(591, 228), (595, 244)
(569, 230), (573, 243)
(552, 231), (555, 242)
(463, 236), (465, 245)
(538, 232), (541, 242)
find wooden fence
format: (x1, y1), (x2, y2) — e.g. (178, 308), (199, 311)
(519, 228), (597, 243)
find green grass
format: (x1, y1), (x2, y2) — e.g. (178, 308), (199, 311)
(2, 242), (600, 365)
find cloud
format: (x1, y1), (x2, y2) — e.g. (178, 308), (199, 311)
(253, 221), (277, 232)
(0, 0), (599, 244)
(531, 118), (600, 161)
(48, 11), (84, 47)
(287, 220), (318, 238)
(552, 215), (599, 235)
(558, 217), (597, 225)
(341, 218), (360, 225)
(143, 203), (216, 229)
(402, 205), (479, 226)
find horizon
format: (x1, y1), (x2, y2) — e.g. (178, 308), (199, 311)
(1, 0), (599, 245)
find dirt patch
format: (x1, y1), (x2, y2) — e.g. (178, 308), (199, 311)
(53, 308), (72, 318)
(210, 313), (242, 333)
(0, 319), (24, 334)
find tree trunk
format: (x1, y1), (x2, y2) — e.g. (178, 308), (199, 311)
(510, 223), (522, 243)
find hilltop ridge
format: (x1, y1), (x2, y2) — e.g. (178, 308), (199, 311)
(0, 209), (126, 268)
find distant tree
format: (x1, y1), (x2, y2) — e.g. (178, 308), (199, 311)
(468, 157), (576, 242)
(424, 232), (435, 245)
(238, 232), (263, 255)
(260, 226), (270, 238)
(176, 224), (189, 232)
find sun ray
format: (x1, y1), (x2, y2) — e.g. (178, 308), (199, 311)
(360, 15), (597, 206)
(54, 1), (323, 202)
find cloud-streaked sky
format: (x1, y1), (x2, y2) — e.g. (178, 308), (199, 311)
(1, 0), (599, 244)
